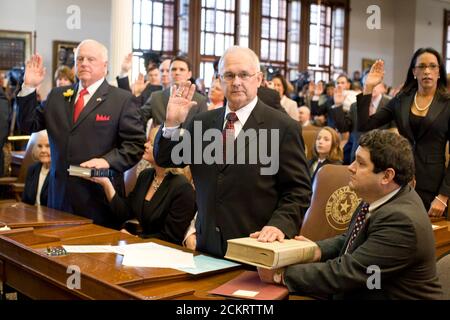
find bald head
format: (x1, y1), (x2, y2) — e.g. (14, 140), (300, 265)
(298, 106), (311, 126)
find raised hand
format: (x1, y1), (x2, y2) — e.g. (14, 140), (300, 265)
(24, 54), (46, 88)
(131, 73), (149, 97)
(364, 59), (384, 94)
(165, 82), (197, 127)
(121, 53), (133, 74)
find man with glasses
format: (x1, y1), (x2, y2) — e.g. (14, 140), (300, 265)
(140, 56), (207, 128)
(154, 46), (311, 257)
(16, 39), (146, 228)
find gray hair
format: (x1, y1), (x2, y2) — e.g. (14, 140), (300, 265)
(32, 130), (49, 161)
(218, 46), (261, 74)
(75, 39), (108, 63)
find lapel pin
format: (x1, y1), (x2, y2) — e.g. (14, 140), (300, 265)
(96, 98), (102, 102)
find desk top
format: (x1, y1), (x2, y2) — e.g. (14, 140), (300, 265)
(0, 202), (92, 228)
(0, 224), (243, 300)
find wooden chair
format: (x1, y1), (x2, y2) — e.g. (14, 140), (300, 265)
(300, 164), (361, 242)
(301, 126), (321, 160)
(0, 133), (39, 201)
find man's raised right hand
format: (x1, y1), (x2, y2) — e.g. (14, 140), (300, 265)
(24, 54), (46, 88)
(165, 81), (197, 127)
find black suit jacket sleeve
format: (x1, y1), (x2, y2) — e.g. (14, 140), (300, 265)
(310, 99), (330, 116)
(328, 105), (353, 132)
(356, 93), (395, 131)
(284, 208), (417, 296)
(116, 76), (132, 92)
(16, 91), (45, 134)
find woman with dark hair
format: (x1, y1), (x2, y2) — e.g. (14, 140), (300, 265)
(357, 47), (450, 216)
(309, 126), (343, 183)
(272, 74), (299, 121)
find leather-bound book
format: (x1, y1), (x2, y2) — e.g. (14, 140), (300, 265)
(225, 237), (317, 269)
(209, 271), (288, 300)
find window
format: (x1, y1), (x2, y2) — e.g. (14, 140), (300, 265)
(307, 2), (346, 82)
(132, 0), (176, 79)
(443, 10), (450, 72)
(260, 0), (288, 75)
(287, 0), (302, 81)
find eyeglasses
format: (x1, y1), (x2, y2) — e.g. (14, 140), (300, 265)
(220, 72), (259, 82)
(414, 64), (439, 71)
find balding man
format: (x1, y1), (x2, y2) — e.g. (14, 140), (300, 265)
(298, 106), (311, 127)
(17, 39), (146, 228)
(154, 46), (311, 257)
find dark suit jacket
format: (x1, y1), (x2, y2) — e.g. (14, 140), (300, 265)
(16, 81), (146, 228)
(109, 168), (196, 245)
(116, 76), (162, 107)
(356, 91), (450, 209)
(329, 95), (394, 163)
(0, 87), (10, 176)
(284, 185), (443, 300)
(22, 162), (49, 206)
(140, 88), (207, 127)
(257, 86), (286, 114)
(154, 99), (312, 257)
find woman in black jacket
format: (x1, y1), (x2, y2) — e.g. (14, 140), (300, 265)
(23, 130), (50, 205)
(357, 47), (450, 217)
(93, 127), (196, 245)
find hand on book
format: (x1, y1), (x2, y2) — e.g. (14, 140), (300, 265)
(294, 235), (322, 262)
(250, 226), (284, 243)
(80, 158), (110, 169)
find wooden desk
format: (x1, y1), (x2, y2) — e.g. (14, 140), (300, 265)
(10, 151), (25, 177)
(0, 224), (244, 300)
(0, 202), (92, 228)
(433, 220), (450, 257)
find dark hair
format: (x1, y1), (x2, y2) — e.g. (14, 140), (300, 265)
(400, 47), (448, 97)
(170, 55), (192, 71)
(143, 51), (161, 70)
(272, 74), (289, 95)
(336, 74), (350, 83)
(358, 130), (415, 186)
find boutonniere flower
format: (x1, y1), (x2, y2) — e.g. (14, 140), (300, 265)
(63, 88), (74, 101)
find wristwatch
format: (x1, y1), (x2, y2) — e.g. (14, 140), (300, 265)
(273, 269), (285, 285)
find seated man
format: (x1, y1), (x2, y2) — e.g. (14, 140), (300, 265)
(259, 129), (443, 300)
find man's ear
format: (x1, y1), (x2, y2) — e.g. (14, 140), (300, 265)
(382, 168), (396, 184)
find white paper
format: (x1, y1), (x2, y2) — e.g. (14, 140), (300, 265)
(233, 290), (259, 297)
(112, 242), (181, 255)
(121, 247), (196, 269)
(62, 245), (114, 253)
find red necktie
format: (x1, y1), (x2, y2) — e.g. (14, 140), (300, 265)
(73, 88), (89, 123)
(222, 112), (238, 162)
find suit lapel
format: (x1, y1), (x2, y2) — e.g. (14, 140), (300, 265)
(163, 89), (170, 111)
(65, 83), (79, 126)
(71, 80), (109, 131)
(416, 95), (447, 141)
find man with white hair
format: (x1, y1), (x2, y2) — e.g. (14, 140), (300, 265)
(298, 106), (311, 127)
(16, 39), (145, 228)
(154, 46), (311, 257)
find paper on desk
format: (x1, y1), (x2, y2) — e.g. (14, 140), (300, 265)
(178, 255), (241, 275)
(62, 245), (114, 253)
(121, 247), (196, 268)
(111, 242), (180, 255)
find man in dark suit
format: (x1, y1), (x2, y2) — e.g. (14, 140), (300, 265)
(259, 130), (442, 300)
(328, 82), (395, 164)
(140, 56), (207, 128)
(16, 40), (146, 228)
(116, 53), (162, 107)
(154, 46), (311, 257)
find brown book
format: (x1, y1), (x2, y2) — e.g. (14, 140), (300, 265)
(225, 237), (317, 269)
(209, 271), (288, 300)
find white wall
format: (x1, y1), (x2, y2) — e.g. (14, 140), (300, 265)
(415, 0), (450, 53)
(348, 0), (395, 86)
(0, 0), (36, 32)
